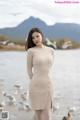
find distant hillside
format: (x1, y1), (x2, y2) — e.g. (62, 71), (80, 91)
(0, 16), (80, 42)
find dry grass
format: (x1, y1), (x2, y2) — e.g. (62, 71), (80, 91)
(0, 45), (25, 51)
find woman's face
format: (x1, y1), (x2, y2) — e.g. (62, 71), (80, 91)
(32, 32), (43, 46)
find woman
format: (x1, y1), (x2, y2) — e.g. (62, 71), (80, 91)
(25, 28), (54, 120)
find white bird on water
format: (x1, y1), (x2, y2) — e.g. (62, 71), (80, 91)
(24, 102), (31, 111)
(13, 84), (23, 95)
(52, 103), (60, 112)
(13, 84), (23, 90)
(68, 106), (76, 112)
(3, 93), (16, 105)
(17, 101), (31, 111)
(0, 101), (5, 112)
(20, 92), (27, 101)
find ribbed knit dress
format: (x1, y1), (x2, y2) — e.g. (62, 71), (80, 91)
(27, 45), (54, 110)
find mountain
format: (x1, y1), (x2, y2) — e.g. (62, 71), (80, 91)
(0, 16), (80, 42)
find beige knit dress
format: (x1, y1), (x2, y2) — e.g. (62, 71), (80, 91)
(27, 46), (54, 110)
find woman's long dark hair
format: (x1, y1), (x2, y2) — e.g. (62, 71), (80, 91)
(25, 28), (45, 50)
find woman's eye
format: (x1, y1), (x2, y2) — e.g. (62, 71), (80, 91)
(36, 35), (39, 38)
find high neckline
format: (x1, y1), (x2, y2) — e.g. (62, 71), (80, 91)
(34, 45), (46, 49)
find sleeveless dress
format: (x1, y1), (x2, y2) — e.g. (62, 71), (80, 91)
(27, 46), (54, 110)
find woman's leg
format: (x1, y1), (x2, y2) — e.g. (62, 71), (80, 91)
(35, 110), (42, 120)
(40, 108), (51, 120)
(35, 109), (52, 120)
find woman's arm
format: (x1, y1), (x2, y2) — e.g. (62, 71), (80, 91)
(27, 49), (33, 80)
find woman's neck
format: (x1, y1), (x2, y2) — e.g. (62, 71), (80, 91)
(35, 44), (45, 48)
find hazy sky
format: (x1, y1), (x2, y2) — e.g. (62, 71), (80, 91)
(0, 0), (80, 28)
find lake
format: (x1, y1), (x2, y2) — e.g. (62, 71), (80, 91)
(0, 50), (80, 120)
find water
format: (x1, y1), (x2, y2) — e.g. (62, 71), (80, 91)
(0, 51), (29, 91)
(0, 50), (80, 120)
